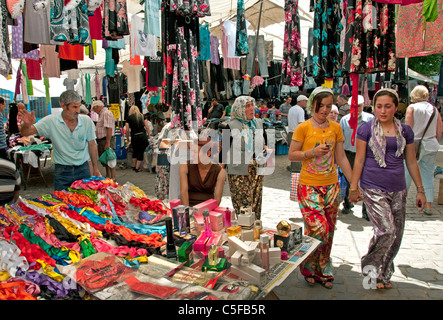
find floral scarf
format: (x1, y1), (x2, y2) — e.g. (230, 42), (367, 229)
(230, 95), (257, 154)
(368, 117), (406, 168)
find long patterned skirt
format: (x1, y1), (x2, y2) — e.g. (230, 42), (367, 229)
(227, 163), (264, 220)
(360, 188), (407, 284)
(297, 183), (340, 282)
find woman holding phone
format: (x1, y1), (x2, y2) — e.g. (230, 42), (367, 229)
(289, 86), (353, 289)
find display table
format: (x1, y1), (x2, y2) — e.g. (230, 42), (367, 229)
(12, 148), (51, 190)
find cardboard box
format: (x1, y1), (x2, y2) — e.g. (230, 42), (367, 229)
(209, 211), (224, 231)
(237, 213), (255, 227)
(193, 199), (218, 215)
(228, 236), (256, 259)
(230, 264), (265, 285)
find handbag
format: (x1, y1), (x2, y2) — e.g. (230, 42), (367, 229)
(290, 172), (300, 202)
(415, 107), (436, 160)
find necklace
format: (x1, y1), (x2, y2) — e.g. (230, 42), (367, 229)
(311, 117), (328, 128)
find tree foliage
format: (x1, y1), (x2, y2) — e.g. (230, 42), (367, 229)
(408, 54), (442, 76)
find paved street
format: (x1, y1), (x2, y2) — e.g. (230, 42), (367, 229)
(20, 147), (443, 300)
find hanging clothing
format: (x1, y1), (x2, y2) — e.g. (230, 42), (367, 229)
(210, 35), (220, 65)
(163, 6), (203, 131)
(396, 0), (443, 58)
(39, 45), (61, 78)
(144, 0), (161, 37)
(198, 23), (211, 61)
(342, 0), (396, 73)
(11, 14), (40, 60)
(121, 60), (143, 93)
(84, 73), (92, 105)
(103, 0), (129, 40)
(235, 0), (249, 56)
(221, 23), (240, 70)
(23, 0), (51, 45)
(310, 0), (343, 81)
(282, 0), (303, 87)
(0, 0), (12, 78)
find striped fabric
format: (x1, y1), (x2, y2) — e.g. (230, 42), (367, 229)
(0, 112), (6, 149)
(0, 158), (20, 204)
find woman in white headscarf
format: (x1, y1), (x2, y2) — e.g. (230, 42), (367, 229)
(226, 96), (267, 220)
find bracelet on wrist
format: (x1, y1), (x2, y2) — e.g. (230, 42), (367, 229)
(416, 185), (424, 190)
(417, 191), (425, 194)
(349, 188), (358, 192)
(311, 147), (315, 157)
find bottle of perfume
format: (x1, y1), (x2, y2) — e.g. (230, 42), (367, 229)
(253, 220), (263, 241)
(224, 207), (231, 229)
(260, 234), (269, 271)
(177, 206), (187, 236)
(226, 219), (241, 237)
(165, 217), (177, 259)
(208, 244), (219, 266)
(203, 208), (212, 237)
(189, 207), (198, 235)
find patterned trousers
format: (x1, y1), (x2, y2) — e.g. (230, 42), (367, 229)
(227, 163), (264, 220)
(297, 183), (340, 282)
(361, 188), (407, 283)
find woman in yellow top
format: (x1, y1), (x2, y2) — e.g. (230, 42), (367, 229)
(288, 86), (354, 289)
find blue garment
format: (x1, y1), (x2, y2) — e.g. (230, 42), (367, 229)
(144, 0), (161, 37)
(34, 114), (96, 166)
(198, 24), (211, 61)
(340, 111), (374, 152)
(54, 162), (91, 191)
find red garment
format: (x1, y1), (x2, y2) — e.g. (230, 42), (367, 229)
(349, 73), (360, 147)
(58, 43), (84, 61)
(25, 58), (42, 80)
(88, 8), (103, 40)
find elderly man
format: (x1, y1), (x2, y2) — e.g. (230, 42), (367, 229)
(287, 95), (307, 171)
(337, 94), (350, 121)
(19, 90), (101, 190)
(340, 95), (374, 220)
(92, 100), (116, 181)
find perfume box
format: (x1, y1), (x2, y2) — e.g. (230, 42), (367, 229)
(240, 228), (255, 242)
(205, 233), (223, 252)
(290, 223), (303, 245)
(253, 247), (281, 265)
(231, 251), (242, 265)
(209, 211), (224, 232)
(193, 213), (205, 233)
(178, 241), (194, 266)
(230, 264), (265, 285)
(237, 213), (255, 227)
(228, 236), (256, 260)
(201, 257), (228, 272)
(274, 233), (295, 252)
(193, 199), (218, 215)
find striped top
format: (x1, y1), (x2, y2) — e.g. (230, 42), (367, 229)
(0, 112), (7, 149)
(0, 158), (21, 204)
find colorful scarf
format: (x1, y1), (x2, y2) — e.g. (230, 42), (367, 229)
(368, 117), (406, 168)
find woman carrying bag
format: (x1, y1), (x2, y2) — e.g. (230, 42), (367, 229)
(404, 85), (443, 216)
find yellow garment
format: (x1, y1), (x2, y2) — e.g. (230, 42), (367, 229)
(292, 120), (344, 186)
(0, 270), (10, 281)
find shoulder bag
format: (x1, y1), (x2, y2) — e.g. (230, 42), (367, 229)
(415, 107), (437, 160)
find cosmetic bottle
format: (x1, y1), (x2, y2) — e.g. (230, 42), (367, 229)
(177, 206), (187, 236)
(203, 208), (212, 237)
(260, 234), (270, 271)
(208, 244), (219, 266)
(253, 220), (263, 241)
(224, 207), (231, 229)
(226, 219), (241, 238)
(165, 217), (177, 259)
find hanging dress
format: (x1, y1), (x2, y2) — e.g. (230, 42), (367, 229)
(310, 0), (343, 81)
(282, 0), (303, 87)
(342, 0), (396, 74)
(235, 0), (249, 56)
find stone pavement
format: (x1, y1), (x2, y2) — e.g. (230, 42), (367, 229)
(21, 148), (443, 300)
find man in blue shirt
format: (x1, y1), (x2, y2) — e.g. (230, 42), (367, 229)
(340, 95), (373, 219)
(19, 90), (101, 190)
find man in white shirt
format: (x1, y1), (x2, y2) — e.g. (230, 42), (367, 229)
(286, 95), (308, 172)
(340, 95), (374, 219)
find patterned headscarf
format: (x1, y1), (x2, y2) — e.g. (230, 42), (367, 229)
(230, 95), (257, 129)
(368, 88), (405, 168)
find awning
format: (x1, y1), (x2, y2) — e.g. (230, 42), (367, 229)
(408, 68), (439, 85)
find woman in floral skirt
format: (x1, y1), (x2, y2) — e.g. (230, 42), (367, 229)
(288, 86), (353, 289)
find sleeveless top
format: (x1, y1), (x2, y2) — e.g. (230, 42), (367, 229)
(410, 101), (439, 152)
(187, 163), (222, 206)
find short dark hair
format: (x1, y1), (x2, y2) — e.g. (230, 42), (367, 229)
(313, 92), (334, 113)
(0, 97), (5, 104)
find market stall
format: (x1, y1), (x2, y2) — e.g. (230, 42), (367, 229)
(0, 176), (317, 300)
